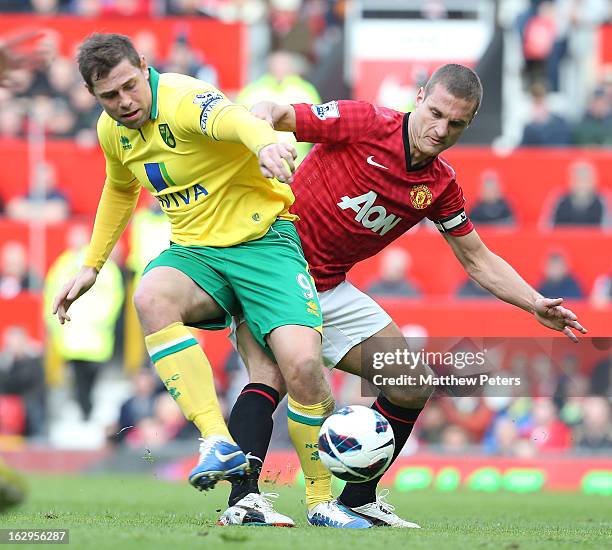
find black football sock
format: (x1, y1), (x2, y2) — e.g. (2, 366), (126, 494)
(228, 383), (280, 507)
(338, 395), (423, 508)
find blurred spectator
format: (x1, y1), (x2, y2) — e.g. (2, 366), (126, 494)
(573, 396), (612, 450)
(527, 397), (572, 451)
(573, 87), (612, 147)
(123, 197), (171, 372)
(537, 252), (584, 299)
(0, 103), (25, 139)
(589, 355), (612, 397)
(439, 425), (469, 453)
(0, 241), (38, 298)
(68, 84), (100, 145)
(123, 393), (197, 449)
(126, 197), (171, 278)
(44, 225), (124, 421)
(490, 416), (521, 456)
(520, 81), (572, 146)
(519, 0), (571, 91)
(0, 326), (47, 437)
(415, 400), (446, 444)
(71, 0), (102, 16)
(238, 50), (320, 165)
(551, 161), (607, 226)
(455, 278), (492, 299)
(6, 161), (70, 224)
(47, 98), (78, 138)
(421, 0), (447, 20)
(133, 31), (161, 69)
(439, 397), (495, 443)
(367, 247), (420, 298)
(29, 0), (64, 15)
(165, 0), (204, 16)
(107, 367), (161, 445)
(520, 1), (557, 87)
(591, 265), (612, 308)
(101, 0), (152, 17)
(163, 34), (219, 87)
(223, 349), (249, 412)
(46, 57), (78, 101)
(469, 170), (515, 226)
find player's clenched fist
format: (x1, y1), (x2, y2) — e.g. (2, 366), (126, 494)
(258, 142), (297, 183)
(52, 266), (98, 324)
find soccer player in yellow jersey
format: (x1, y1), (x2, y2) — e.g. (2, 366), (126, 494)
(52, 34), (337, 520)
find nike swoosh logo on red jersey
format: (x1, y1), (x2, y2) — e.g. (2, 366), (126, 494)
(366, 156), (389, 170)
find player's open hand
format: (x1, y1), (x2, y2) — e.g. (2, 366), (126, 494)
(258, 142), (297, 184)
(534, 297), (587, 342)
(52, 266), (98, 325)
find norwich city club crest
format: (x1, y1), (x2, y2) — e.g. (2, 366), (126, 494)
(159, 124), (176, 148)
(409, 184), (433, 209)
(120, 135), (132, 150)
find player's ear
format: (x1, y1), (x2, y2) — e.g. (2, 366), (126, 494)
(415, 87), (425, 106)
(84, 82), (94, 97)
(139, 55), (148, 76)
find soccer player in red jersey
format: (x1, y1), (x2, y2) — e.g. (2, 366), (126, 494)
(220, 65), (586, 528)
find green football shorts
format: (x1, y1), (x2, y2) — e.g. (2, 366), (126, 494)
(143, 220), (322, 348)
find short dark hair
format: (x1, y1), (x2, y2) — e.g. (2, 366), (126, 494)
(424, 64), (483, 115)
(77, 33), (141, 89)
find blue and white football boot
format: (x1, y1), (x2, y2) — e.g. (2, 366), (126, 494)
(307, 500), (372, 528)
(188, 435), (248, 491)
(344, 490), (421, 528)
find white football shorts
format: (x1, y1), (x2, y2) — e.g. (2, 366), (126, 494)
(230, 280), (392, 369)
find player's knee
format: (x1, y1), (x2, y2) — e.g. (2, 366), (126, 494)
(133, 287), (179, 331)
(282, 353), (326, 398)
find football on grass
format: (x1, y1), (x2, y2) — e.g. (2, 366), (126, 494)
(318, 405), (395, 482)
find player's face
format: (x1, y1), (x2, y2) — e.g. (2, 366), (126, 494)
(412, 83), (476, 157)
(89, 57), (151, 129)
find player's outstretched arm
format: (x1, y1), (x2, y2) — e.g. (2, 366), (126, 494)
(250, 102), (297, 133)
(444, 230), (587, 342)
(52, 266), (98, 325)
(212, 105), (297, 182)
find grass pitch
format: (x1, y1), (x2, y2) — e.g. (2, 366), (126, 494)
(1, 474), (611, 549)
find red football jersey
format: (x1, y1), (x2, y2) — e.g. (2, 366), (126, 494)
(291, 100), (474, 291)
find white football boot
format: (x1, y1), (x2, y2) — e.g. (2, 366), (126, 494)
(217, 492), (295, 527)
(347, 490), (421, 528)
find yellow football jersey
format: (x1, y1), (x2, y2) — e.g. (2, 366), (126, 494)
(87, 68), (296, 270)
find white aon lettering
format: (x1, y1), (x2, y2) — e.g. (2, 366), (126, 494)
(337, 191), (402, 236)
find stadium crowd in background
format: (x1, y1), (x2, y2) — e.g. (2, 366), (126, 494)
(0, 1), (610, 481)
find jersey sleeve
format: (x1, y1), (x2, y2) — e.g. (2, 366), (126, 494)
(173, 85), (277, 155)
(293, 100), (378, 144)
(84, 118), (141, 271)
(173, 85), (231, 137)
(427, 178), (474, 236)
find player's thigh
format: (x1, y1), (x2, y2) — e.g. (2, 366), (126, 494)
(225, 220), (323, 351)
(137, 244), (240, 334)
(318, 281), (392, 369)
(337, 321), (434, 405)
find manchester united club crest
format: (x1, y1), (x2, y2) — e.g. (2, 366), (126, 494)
(410, 184), (433, 209)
